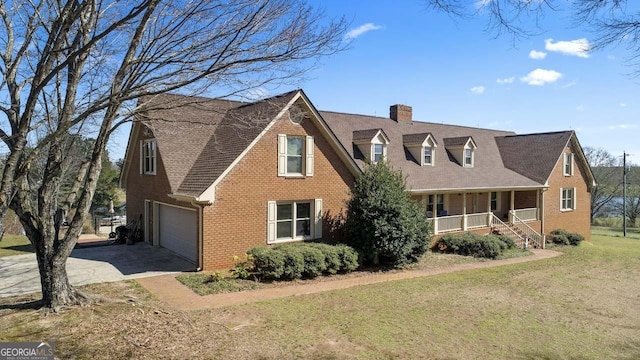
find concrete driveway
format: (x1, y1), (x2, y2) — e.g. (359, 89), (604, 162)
(0, 242), (196, 298)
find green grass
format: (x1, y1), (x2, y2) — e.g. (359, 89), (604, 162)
(3, 231), (640, 359)
(175, 273), (261, 295)
(0, 235), (33, 257)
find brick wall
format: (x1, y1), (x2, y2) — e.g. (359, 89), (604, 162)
(543, 145), (591, 240)
(201, 103), (356, 270)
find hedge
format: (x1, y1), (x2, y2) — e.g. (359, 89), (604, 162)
(435, 232), (516, 259)
(549, 229), (585, 246)
(247, 243), (359, 281)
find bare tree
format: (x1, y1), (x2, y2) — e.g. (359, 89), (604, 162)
(584, 147), (622, 223)
(0, 0), (347, 310)
(426, 1), (640, 73)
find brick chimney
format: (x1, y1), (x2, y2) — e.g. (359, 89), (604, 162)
(390, 104), (412, 122)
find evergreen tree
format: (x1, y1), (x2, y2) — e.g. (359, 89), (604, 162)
(344, 161), (432, 267)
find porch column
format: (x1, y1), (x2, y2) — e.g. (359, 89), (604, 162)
(536, 189), (540, 220)
(463, 193), (467, 230)
(509, 190), (515, 223)
(487, 192), (492, 227)
(431, 195), (439, 234)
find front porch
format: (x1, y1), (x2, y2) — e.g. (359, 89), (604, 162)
(414, 190), (545, 248)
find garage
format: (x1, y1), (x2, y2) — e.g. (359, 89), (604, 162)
(158, 204), (197, 263)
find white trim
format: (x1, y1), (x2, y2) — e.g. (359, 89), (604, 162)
(305, 136), (314, 176)
(139, 140), (143, 175)
(144, 200), (151, 243)
(152, 202), (160, 246)
(142, 139), (157, 175)
(411, 185), (547, 193)
(267, 201), (277, 243)
(277, 134), (287, 177)
(560, 187), (576, 211)
(314, 198), (323, 239)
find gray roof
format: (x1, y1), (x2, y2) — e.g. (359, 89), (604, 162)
(319, 110), (544, 191)
(136, 91), (298, 196)
(443, 136), (475, 148)
(403, 132), (437, 146)
(496, 131), (573, 184)
(353, 129), (384, 142)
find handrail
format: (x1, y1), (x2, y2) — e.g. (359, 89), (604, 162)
(490, 213), (526, 249)
(510, 211), (543, 248)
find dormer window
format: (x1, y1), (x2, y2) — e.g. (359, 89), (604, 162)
(403, 132), (437, 166)
(353, 128), (390, 164)
(443, 136), (477, 168)
(464, 148), (473, 167)
(373, 144), (385, 163)
(423, 147), (433, 165)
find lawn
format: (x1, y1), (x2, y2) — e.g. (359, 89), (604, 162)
(1, 232), (639, 359)
(0, 235), (33, 257)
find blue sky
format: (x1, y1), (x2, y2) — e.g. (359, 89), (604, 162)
(109, 1), (640, 164)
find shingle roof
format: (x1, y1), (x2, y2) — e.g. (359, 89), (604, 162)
(403, 132), (437, 146)
(443, 136), (475, 148)
(319, 111), (543, 191)
(353, 129), (384, 142)
(136, 91), (298, 196)
(496, 131), (573, 184)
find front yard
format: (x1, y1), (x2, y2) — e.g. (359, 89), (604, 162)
(1, 230), (639, 359)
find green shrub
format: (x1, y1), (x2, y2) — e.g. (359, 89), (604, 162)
(247, 246), (284, 281)
(550, 229), (584, 246)
(436, 232), (503, 259)
(495, 234), (516, 250)
(549, 229), (570, 245)
(247, 243), (360, 281)
(567, 232), (585, 246)
(298, 245), (327, 278)
(344, 161), (432, 267)
(230, 254), (253, 280)
(273, 245), (304, 280)
(307, 243), (341, 274)
(335, 245), (359, 272)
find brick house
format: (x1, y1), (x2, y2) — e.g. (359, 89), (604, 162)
(121, 90), (595, 270)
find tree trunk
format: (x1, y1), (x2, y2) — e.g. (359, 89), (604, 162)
(34, 238), (86, 310)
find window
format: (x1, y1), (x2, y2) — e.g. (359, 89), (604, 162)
(423, 147), (433, 165)
(427, 194), (445, 216)
(490, 192), (499, 211)
(563, 153), (573, 176)
(141, 139), (156, 175)
(287, 137), (303, 174)
(561, 188), (576, 211)
(464, 148), (473, 167)
(278, 135), (314, 177)
(373, 144), (385, 163)
(267, 199), (322, 243)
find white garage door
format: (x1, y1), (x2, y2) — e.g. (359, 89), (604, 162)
(158, 204), (197, 263)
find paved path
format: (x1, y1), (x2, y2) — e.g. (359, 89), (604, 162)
(0, 242), (195, 298)
(136, 249), (562, 311)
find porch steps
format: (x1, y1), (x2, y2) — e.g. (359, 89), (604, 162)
(490, 214), (542, 249)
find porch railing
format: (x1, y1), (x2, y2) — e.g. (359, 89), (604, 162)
(490, 213), (527, 249)
(510, 211), (544, 248)
(467, 213), (489, 229)
(512, 208), (538, 221)
(437, 215), (464, 232)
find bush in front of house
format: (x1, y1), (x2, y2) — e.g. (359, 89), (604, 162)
(247, 243), (359, 281)
(343, 161), (432, 267)
(435, 232), (515, 259)
(549, 229), (584, 246)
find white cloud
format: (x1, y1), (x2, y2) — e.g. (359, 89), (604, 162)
(608, 124), (639, 130)
(496, 77), (514, 84)
(345, 23), (382, 40)
(529, 50), (547, 60)
(470, 86), (486, 94)
(545, 38), (590, 58)
(619, 102), (627, 107)
(520, 68), (563, 86)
